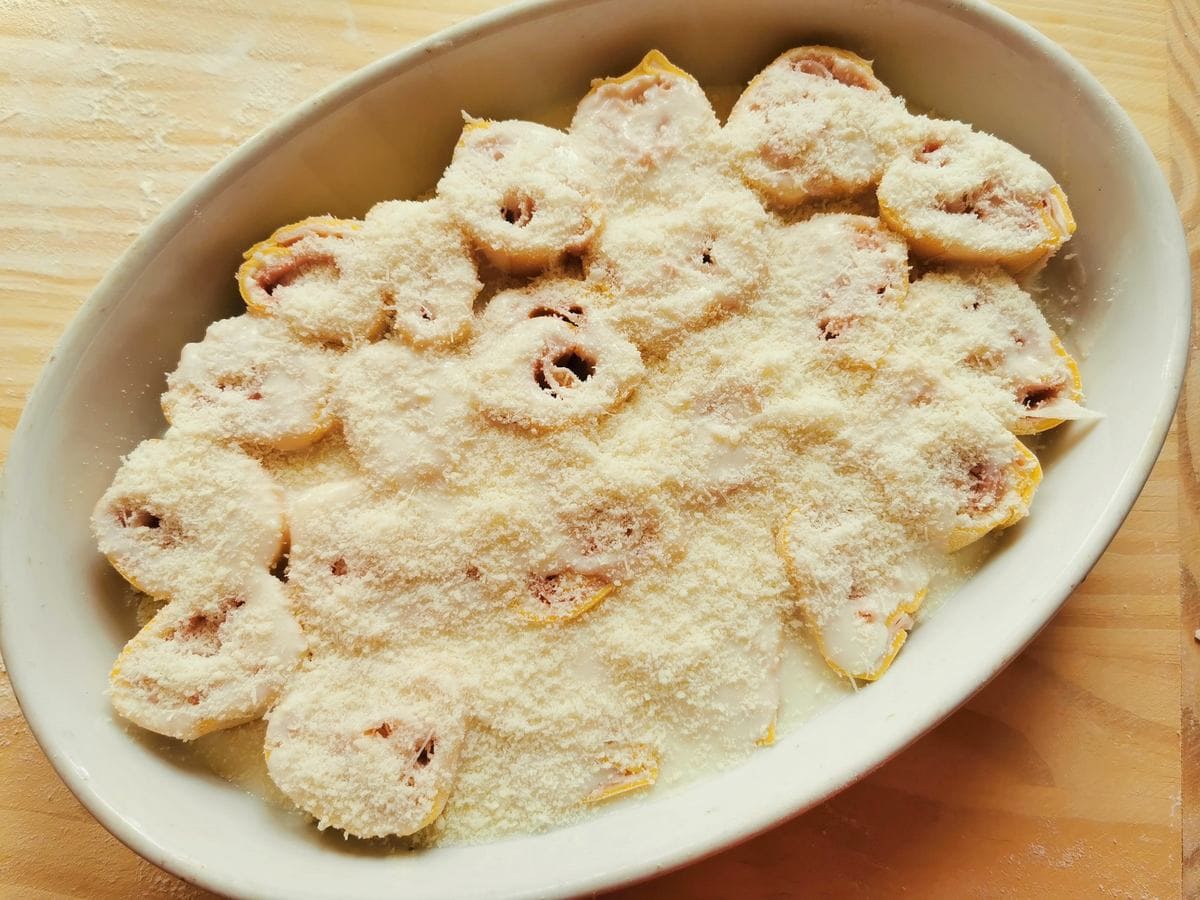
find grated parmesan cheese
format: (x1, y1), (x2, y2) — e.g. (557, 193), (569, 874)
(91, 46), (1087, 846)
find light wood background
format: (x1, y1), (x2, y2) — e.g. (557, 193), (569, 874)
(0, 1), (1195, 896)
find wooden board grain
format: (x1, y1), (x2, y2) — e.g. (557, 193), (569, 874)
(1172, 1), (1200, 897)
(0, 1), (1188, 896)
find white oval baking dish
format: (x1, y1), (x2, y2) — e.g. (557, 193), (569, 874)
(0, 0), (1188, 897)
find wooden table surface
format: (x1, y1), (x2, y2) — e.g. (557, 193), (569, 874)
(1, 1), (1196, 896)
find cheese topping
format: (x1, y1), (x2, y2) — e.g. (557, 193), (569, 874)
(92, 46), (1087, 846)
